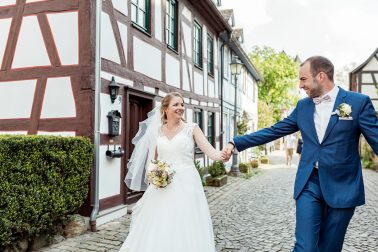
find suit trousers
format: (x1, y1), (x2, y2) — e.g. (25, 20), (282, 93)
(293, 169), (355, 252)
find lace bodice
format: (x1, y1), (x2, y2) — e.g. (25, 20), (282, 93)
(157, 123), (196, 167)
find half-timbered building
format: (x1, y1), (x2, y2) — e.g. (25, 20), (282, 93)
(349, 47), (378, 111)
(0, 0), (259, 228)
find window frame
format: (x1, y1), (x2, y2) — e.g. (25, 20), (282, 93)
(207, 33), (214, 76)
(193, 21), (203, 68)
(207, 112), (215, 147)
(166, 0), (178, 51)
(194, 108), (203, 154)
(131, 0), (150, 34)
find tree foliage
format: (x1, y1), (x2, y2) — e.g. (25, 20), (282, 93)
(237, 110), (251, 135)
(249, 46), (299, 124)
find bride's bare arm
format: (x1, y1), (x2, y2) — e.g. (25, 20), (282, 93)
(193, 125), (222, 161)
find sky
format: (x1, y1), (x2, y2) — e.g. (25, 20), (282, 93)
(221, 0), (378, 84)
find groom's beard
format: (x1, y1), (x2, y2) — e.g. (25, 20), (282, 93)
(308, 79), (323, 98)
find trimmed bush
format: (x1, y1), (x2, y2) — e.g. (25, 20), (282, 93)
(208, 161), (226, 178)
(260, 156), (269, 164)
(238, 163), (249, 173)
(250, 159), (259, 168)
(0, 135), (93, 248)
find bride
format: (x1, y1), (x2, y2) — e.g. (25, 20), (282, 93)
(119, 92), (225, 252)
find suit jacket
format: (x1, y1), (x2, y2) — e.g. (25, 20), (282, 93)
(234, 88), (378, 208)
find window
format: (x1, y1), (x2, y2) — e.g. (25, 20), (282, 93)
(207, 112), (215, 146)
(207, 34), (214, 75)
(194, 108), (203, 153)
(131, 0), (150, 32)
(193, 21), (202, 68)
(166, 0), (177, 50)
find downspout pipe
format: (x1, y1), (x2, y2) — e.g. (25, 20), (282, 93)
(90, 0), (102, 232)
(219, 31), (230, 149)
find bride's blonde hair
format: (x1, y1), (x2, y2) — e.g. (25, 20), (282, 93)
(160, 92), (185, 123)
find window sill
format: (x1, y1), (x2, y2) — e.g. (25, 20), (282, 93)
(167, 45), (179, 55)
(194, 63), (203, 71)
(131, 22), (151, 37)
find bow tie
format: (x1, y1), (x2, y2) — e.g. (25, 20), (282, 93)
(313, 95), (331, 105)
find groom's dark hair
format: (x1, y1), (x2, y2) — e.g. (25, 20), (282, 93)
(301, 56), (334, 82)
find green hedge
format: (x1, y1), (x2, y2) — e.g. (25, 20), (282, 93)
(0, 135), (93, 248)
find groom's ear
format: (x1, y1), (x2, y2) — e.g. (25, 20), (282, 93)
(317, 71), (327, 82)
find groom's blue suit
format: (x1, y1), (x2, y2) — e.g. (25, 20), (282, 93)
(233, 88), (378, 251)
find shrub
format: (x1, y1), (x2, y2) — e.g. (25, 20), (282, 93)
(250, 159), (259, 168)
(260, 156), (269, 164)
(0, 135), (93, 248)
(238, 163), (249, 173)
(194, 160), (205, 178)
(208, 161), (226, 178)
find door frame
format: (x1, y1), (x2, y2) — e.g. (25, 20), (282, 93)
(123, 86), (155, 204)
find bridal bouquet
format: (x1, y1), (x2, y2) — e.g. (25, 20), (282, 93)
(147, 160), (175, 188)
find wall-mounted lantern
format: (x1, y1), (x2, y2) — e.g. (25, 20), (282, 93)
(107, 110), (121, 137)
(109, 76), (120, 103)
(106, 145), (125, 158)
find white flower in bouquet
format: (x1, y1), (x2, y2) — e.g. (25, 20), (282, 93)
(147, 160), (175, 188)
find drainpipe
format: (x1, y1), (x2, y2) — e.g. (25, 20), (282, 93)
(219, 31), (230, 149)
(90, 0), (102, 232)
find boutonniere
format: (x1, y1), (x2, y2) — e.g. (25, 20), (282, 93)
(332, 103), (352, 119)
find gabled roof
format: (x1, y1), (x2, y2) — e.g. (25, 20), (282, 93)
(232, 28), (244, 44)
(351, 47), (378, 74)
(220, 9), (235, 27)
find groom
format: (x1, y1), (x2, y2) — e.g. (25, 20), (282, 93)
(223, 56), (378, 251)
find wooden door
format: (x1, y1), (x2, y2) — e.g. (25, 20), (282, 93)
(123, 89), (154, 204)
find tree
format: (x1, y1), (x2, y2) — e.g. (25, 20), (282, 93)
(237, 110), (250, 135)
(249, 46), (299, 124)
(258, 101), (275, 129)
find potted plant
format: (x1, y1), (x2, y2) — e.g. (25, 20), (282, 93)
(206, 161), (227, 187)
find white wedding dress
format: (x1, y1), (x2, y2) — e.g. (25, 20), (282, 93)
(119, 123), (217, 252)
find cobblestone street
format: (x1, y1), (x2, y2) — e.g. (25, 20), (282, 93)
(42, 151), (378, 252)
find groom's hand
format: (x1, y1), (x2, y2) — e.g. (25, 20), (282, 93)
(221, 143), (234, 161)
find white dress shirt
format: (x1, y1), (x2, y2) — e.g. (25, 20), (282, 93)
(314, 86), (339, 143)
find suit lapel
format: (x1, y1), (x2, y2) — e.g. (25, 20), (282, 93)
(303, 98), (320, 143)
(322, 87), (347, 144)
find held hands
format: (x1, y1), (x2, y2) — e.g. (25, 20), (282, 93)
(220, 143), (234, 162)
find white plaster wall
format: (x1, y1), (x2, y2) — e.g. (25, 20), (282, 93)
(47, 11), (78, 65)
(0, 131), (27, 135)
(186, 108), (193, 123)
(194, 71), (204, 95)
(117, 21), (128, 64)
(182, 59), (192, 91)
(208, 80), (215, 97)
(37, 131), (76, 136)
(101, 12), (121, 64)
(144, 86), (155, 94)
(363, 55), (378, 71)
(100, 93), (122, 134)
(181, 22), (192, 58)
(134, 37), (161, 81)
(154, 0), (162, 42)
(0, 0), (16, 6)
(362, 73), (373, 83)
(12, 15), (50, 68)
(41, 77), (76, 118)
(182, 6), (192, 21)
(99, 145), (122, 199)
(214, 69), (219, 97)
(372, 100), (378, 111)
(101, 71), (133, 86)
(112, 0), (128, 16)
(0, 18), (11, 65)
(166, 53), (180, 88)
(0, 80), (36, 119)
(361, 85), (378, 99)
